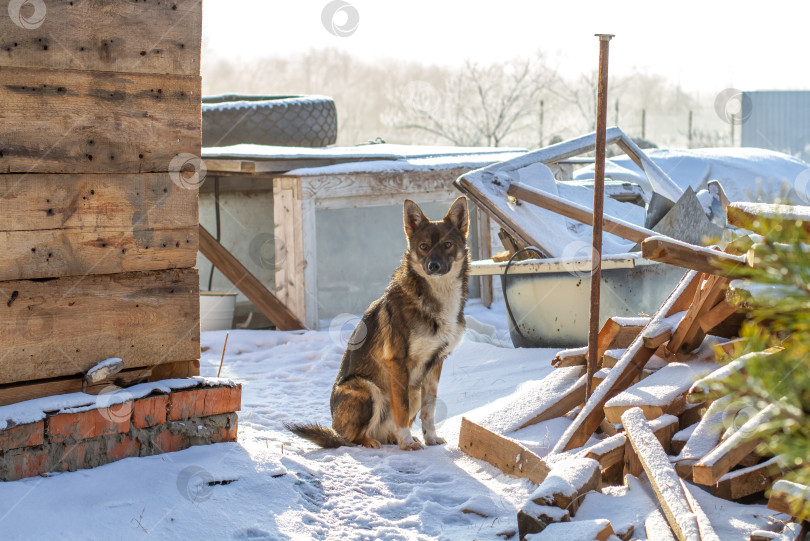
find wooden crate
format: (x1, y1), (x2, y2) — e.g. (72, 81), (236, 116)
(0, 0), (202, 395)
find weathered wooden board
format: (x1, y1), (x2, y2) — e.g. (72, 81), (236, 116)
(713, 457), (784, 500)
(0, 173), (198, 231)
(0, 67), (201, 174)
(0, 268), (200, 385)
(0, 360), (198, 406)
(0, 0), (202, 75)
(0, 173), (197, 280)
(768, 480), (810, 521)
(458, 417), (549, 485)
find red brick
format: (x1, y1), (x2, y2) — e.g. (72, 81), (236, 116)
(48, 402), (132, 443)
(133, 395), (168, 428)
(168, 385), (241, 421)
(212, 419), (238, 443)
(2, 447), (49, 481)
(107, 435), (141, 461)
(152, 428), (188, 454)
(0, 420), (44, 450)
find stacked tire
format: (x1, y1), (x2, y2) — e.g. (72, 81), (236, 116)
(202, 95), (338, 148)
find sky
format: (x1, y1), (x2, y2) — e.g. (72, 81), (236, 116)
(203, 0), (809, 94)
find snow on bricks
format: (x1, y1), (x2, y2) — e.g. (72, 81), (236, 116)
(0, 381), (241, 481)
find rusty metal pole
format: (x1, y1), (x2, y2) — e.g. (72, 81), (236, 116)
(586, 34), (614, 398)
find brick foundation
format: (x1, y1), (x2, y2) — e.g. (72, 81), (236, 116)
(0, 383), (241, 481)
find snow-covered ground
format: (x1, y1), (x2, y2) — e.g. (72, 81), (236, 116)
(0, 301), (775, 540)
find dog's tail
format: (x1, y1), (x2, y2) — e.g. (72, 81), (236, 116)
(283, 422), (355, 449)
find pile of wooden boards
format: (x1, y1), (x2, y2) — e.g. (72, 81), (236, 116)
(0, 1), (203, 406)
(460, 240), (809, 540)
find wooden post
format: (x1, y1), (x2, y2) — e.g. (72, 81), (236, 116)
(476, 208), (494, 308)
(587, 34), (614, 398)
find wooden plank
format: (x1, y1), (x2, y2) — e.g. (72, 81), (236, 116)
(713, 457), (784, 500)
(621, 407), (701, 541)
(0, 66), (200, 174)
(0, 227), (197, 281)
(668, 274), (730, 354)
(507, 182), (657, 244)
(0, 360), (199, 406)
(458, 417), (550, 484)
(680, 479), (721, 541)
(674, 397), (731, 479)
(551, 271), (701, 453)
(643, 327), (672, 349)
(623, 414), (680, 477)
(699, 300), (739, 333)
(476, 208), (493, 308)
(727, 202), (810, 236)
(552, 347), (588, 368)
(582, 433), (626, 470)
(604, 362), (718, 424)
(199, 225), (304, 331)
(528, 457), (601, 515)
(0, 173), (197, 231)
(516, 375), (586, 429)
(692, 404), (776, 485)
(0, 268), (199, 385)
(642, 236), (749, 277)
(768, 480), (810, 521)
(529, 519), (615, 540)
(0, 0), (201, 75)
(273, 177), (308, 326)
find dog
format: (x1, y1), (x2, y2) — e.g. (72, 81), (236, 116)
(286, 196), (470, 450)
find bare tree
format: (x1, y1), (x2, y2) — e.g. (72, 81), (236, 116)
(386, 57), (554, 147)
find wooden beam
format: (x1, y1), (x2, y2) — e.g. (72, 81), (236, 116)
(199, 225), (305, 331)
(642, 236), (748, 277)
(768, 480), (810, 521)
(692, 404), (776, 485)
(623, 414), (680, 477)
(727, 202), (810, 236)
(529, 457), (601, 515)
(621, 407), (702, 541)
(0, 66), (200, 174)
(507, 182), (656, 244)
(667, 274), (730, 354)
(551, 271), (701, 453)
(713, 456), (784, 500)
(0, 0), (201, 75)
(458, 417), (549, 484)
(674, 397), (729, 479)
(0, 268), (200, 385)
(476, 208), (494, 308)
(516, 375), (586, 429)
(699, 300), (739, 333)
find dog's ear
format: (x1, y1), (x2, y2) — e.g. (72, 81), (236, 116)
(403, 199), (429, 237)
(443, 196), (469, 238)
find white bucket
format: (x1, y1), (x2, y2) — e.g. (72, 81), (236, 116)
(200, 291), (237, 331)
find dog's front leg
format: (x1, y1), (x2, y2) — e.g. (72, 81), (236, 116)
(386, 358), (423, 451)
(420, 356), (446, 445)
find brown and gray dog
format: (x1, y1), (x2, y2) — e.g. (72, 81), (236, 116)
(286, 196), (469, 450)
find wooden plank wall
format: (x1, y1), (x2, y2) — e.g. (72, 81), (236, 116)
(0, 0), (202, 391)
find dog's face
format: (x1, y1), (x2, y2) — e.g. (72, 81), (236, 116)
(403, 197), (469, 277)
